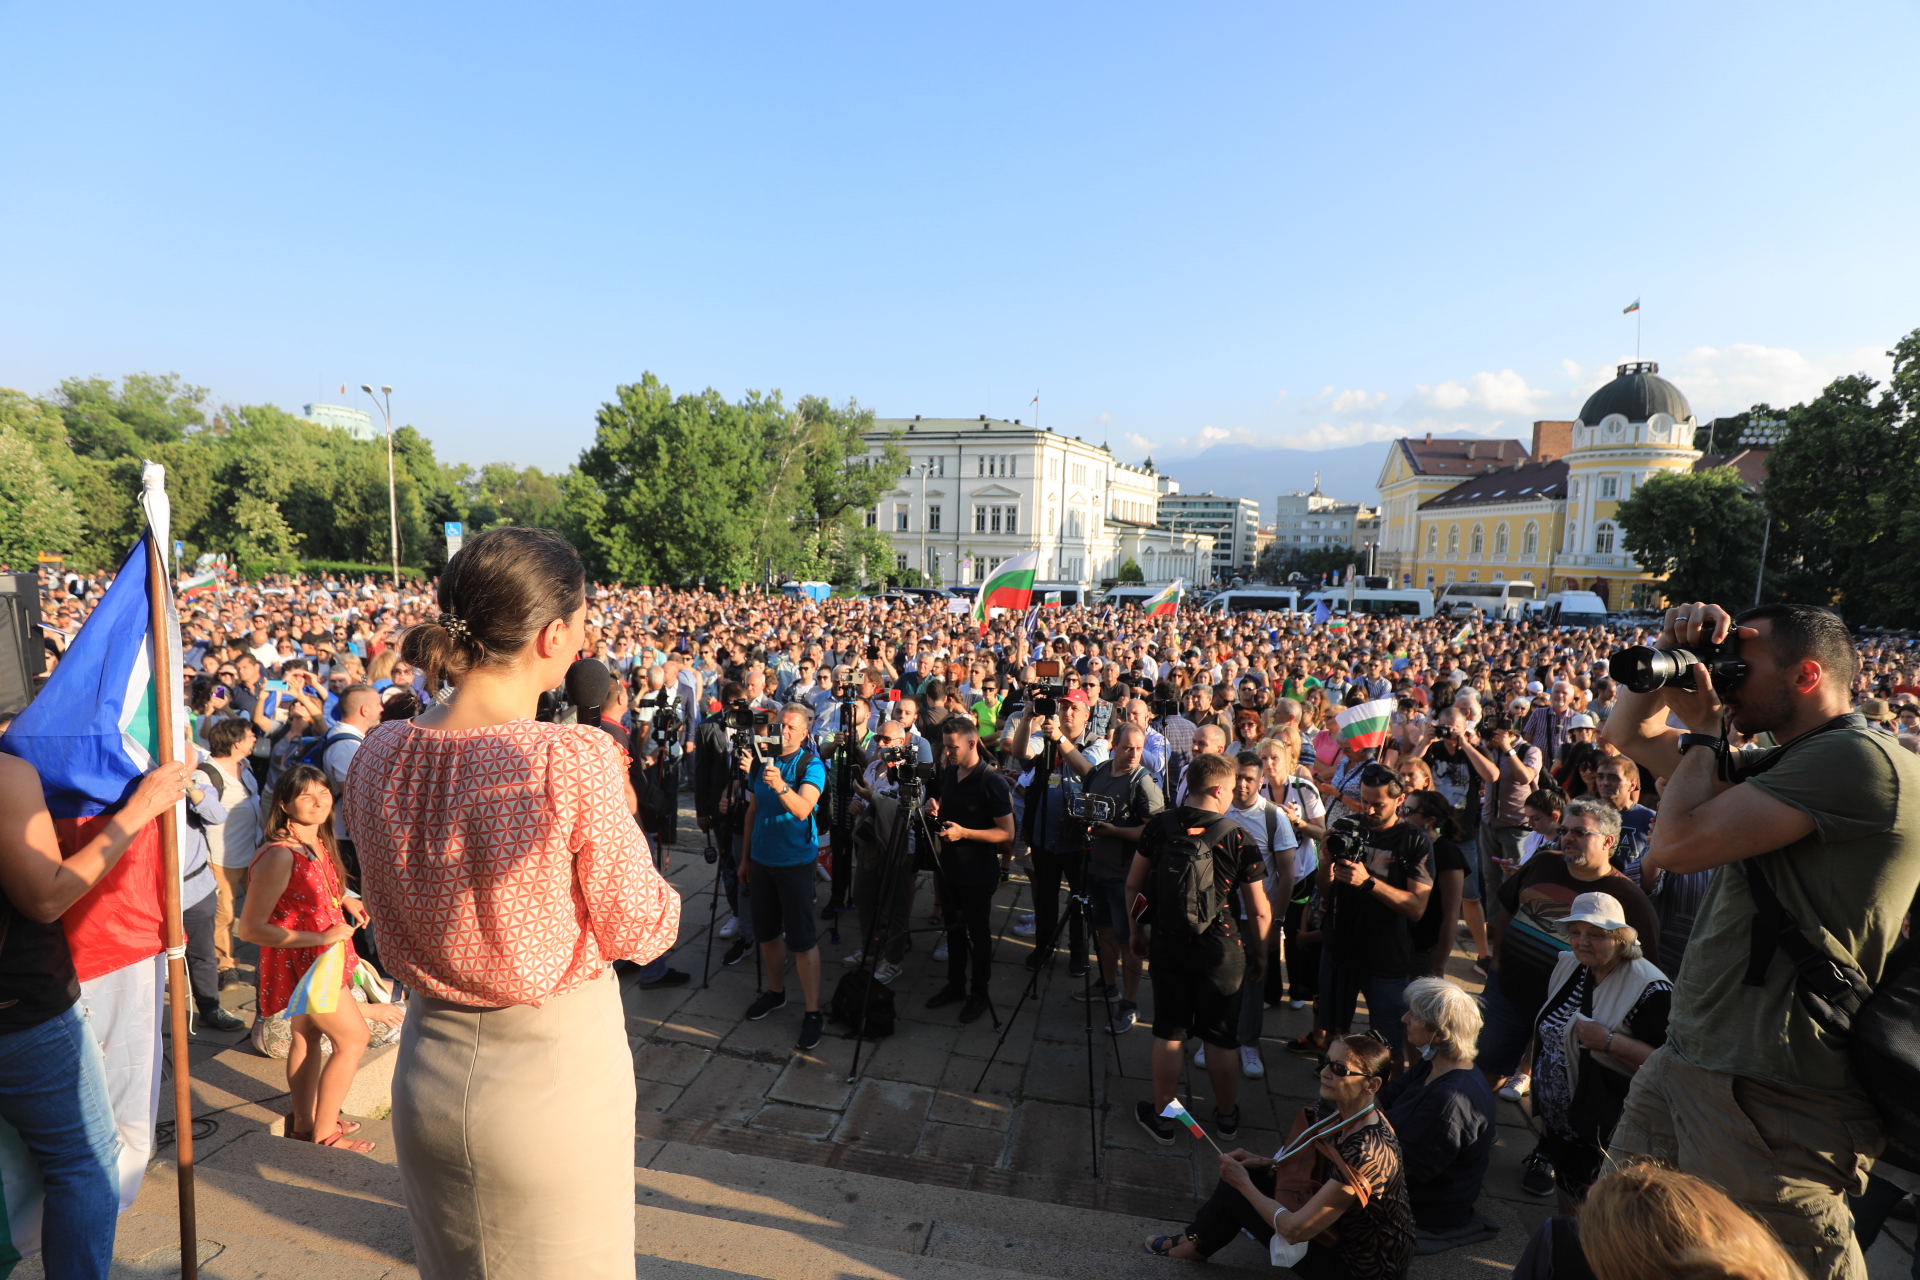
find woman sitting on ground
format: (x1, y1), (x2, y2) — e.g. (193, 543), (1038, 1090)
(1380, 977), (1498, 1250)
(1148, 1033), (1416, 1278)
(238, 763), (401, 1152)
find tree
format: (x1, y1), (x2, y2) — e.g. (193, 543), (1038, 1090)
(1615, 468), (1765, 609)
(0, 425), (82, 570)
(55, 373), (209, 459)
(1258, 545), (1354, 583)
(1117, 557), (1144, 583)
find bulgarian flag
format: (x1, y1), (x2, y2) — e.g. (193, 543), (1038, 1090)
(1142, 578), (1184, 617)
(178, 565), (221, 598)
(1335, 697), (1396, 751)
(971, 548), (1042, 633)
(1450, 619), (1474, 647)
(1041, 590), (1062, 608)
(0, 505), (183, 1267)
(1623, 298), (1641, 314)
(1160, 1098), (1223, 1152)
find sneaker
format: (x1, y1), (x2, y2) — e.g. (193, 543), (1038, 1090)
(1068, 955), (1090, 979)
(840, 948), (865, 967)
(1472, 956), (1492, 978)
(1072, 982), (1121, 1003)
(960, 994), (990, 1023)
(1498, 1072), (1531, 1103)
(933, 938), (949, 961)
(196, 1005), (244, 1033)
(639, 968), (691, 989)
(1108, 1001), (1138, 1036)
(719, 915), (740, 939)
(873, 960), (903, 985)
(1521, 1150), (1556, 1197)
(1193, 1043), (1208, 1070)
(745, 990), (788, 1021)
(797, 1010), (825, 1050)
(1012, 913), (1037, 937)
(1288, 999), (1309, 1010)
(1285, 1033), (1325, 1056)
(1135, 1100), (1179, 1147)
(925, 985), (965, 1010)
(1240, 1046), (1265, 1079)
(1214, 1107), (1240, 1139)
(723, 938), (753, 967)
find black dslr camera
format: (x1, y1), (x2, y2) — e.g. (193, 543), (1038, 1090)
(1028, 658), (1068, 719)
(1066, 791), (1118, 824)
(1324, 816), (1369, 864)
(1608, 633), (1748, 695)
(649, 704), (682, 744)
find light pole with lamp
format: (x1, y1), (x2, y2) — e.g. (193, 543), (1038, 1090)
(360, 384), (400, 585)
(912, 461), (936, 585)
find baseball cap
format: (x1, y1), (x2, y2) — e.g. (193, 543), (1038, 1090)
(1527, 680), (1545, 693)
(1063, 688), (1090, 706)
(1565, 891), (1629, 933)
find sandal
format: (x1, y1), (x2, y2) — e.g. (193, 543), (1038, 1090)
(315, 1129), (377, 1154)
(1144, 1235), (1182, 1258)
(287, 1118), (358, 1142)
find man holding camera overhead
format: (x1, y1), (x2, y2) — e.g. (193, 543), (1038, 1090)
(1604, 602), (1920, 1280)
(1007, 682), (1108, 976)
(1075, 721), (1165, 1036)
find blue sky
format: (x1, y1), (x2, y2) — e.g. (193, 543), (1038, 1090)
(2, 2), (1914, 498)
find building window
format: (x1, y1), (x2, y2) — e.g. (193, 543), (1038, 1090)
(972, 504), (1018, 534)
(1520, 571), (1533, 581)
(1049, 458), (1059, 479)
(1468, 571), (1479, 582)
(1571, 480), (1582, 499)
(1594, 522), (1617, 555)
(865, 507), (877, 528)
(1494, 523), (1510, 555)
(1445, 569), (1456, 583)
(895, 553), (908, 572)
(895, 505), (909, 532)
(1599, 475), (1618, 499)
(928, 504), (941, 532)
(1446, 526), (1460, 555)
(1522, 522), (1538, 555)
(1426, 525), (1438, 554)
(1470, 525), (1484, 555)
(1005, 506), (1017, 535)
(1071, 463), (1087, 486)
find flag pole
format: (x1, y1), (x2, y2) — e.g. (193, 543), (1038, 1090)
(144, 530), (199, 1279)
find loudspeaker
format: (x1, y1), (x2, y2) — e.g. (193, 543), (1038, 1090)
(0, 574), (45, 717)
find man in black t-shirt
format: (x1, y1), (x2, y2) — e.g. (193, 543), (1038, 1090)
(1127, 752), (1272, 1146)
(925, 720), (1014, 1024)
(1314, 765), (1433, 1065)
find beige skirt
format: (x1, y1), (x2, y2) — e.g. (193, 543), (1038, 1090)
(393, 969), (635, 1279)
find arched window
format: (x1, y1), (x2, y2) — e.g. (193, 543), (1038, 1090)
(1426, 525), (1438, 555)
(1522, 522), (1539, 555)
(1494, 523), (1510, 555)
(1446, 526), (1460, 555)
(1470, 525), (1484, 555)
(1594, 522), (1617, 555)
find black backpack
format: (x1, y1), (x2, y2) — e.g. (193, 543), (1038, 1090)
(1152, 814), (1241, 939)
(1849, 932), (1920, 1173)
(829, 969), (896, 1038)
(293, 729), (357, 773)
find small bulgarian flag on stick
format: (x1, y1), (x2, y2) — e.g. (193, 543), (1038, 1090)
(1141, 578), (1185, 617)
(178, 566), (221, 599)
(971, 548), (1042, 634)
(1161, 1098), (1223, 1152)
(1334, 697), (1396, 752)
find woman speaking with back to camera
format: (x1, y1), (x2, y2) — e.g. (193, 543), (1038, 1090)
(343, 527), (679, 1280)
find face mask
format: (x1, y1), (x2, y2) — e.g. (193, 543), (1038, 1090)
(1420, 1042), (1440, 1061)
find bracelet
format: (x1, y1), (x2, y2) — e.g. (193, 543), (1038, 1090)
(1604, 1029), (1615, 1052)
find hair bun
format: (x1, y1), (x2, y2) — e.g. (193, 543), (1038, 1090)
(438, 611), (472, 642)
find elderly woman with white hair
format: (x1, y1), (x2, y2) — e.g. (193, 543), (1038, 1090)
(1531, 890), (1671, 1212)
(1378, 977), (1499, 1253)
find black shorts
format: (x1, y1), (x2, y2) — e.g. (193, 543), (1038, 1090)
(749, 860), (819, 951)
(1148, 933), (1245, 1049)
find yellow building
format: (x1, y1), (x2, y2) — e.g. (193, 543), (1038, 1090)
(1376, 362), (1703, 608)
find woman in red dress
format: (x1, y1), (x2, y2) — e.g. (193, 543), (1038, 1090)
(238, 763), (398, 1152)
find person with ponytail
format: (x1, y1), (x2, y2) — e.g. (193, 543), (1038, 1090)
(343, 527), (679, 1280)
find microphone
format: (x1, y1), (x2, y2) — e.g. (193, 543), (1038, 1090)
(564, 659), (611, 727)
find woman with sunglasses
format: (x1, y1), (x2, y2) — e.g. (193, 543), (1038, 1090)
(1148, 1033), (1416, 1278)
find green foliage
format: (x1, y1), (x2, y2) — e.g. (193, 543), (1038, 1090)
(1117, 557), (1144, 583)
(1258, 545), (1356, 583)
(0, 425), (83, 571)
(1759, 329), (1920, 626)
(56, 373), (209, 459)
(1615, 468), (1764, 608)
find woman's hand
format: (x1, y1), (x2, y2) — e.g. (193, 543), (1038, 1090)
(318, 922), (356, 946)
(341, 897), (369, 928)
(1218, 1152), (1255, 1191)
(127, 760), (194, 825)
(1573, 1015), (1612, 1052)
(365, 1003), (406, 1027)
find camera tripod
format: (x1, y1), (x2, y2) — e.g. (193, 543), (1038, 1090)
(846, 764), (991, 1079)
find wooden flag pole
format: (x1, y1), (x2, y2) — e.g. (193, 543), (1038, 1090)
(145, 530), (198, 1280)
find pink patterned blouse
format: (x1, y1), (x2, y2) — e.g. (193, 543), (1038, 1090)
(343, 719), (679, 1007)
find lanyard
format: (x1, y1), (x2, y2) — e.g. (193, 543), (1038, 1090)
(1275, 1103), (1377, 1165)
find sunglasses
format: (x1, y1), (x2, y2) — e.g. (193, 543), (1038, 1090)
(1316, 1055), (1375, 1080)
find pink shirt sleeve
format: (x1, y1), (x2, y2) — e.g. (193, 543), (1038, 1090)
(558, 729), (681, 967)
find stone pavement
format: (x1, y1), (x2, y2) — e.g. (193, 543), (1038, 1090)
(28, 802), (1910, 1278)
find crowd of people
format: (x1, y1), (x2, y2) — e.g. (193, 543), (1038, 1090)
(6, 546), (1920, 1279)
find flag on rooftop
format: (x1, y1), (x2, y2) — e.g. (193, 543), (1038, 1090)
(1335, 698), (1396, 751)
(971, 549), (1042, 633)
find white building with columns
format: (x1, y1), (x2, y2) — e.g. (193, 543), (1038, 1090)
(860, 416), (1213, 588)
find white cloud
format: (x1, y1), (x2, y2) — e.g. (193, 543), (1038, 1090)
(1330, 388), (1388, 415)
(1267, 422), (1409, 450)
(1667, 343), (1891, 419)
(1097, 411), (1113, 423)
(1413, 369), (1553, 416)
(1124, 432), (1157, 454)
(1197, 425), (1231, 444)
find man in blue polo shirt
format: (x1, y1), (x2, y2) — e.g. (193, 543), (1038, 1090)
(740, 703), (829, 1050)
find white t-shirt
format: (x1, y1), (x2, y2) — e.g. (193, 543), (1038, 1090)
(1226, 797), (1300, 889)
(1265, 773), (1324, 883)
(202, 759), (262, 869)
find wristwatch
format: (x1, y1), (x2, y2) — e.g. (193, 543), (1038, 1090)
(1676, 732), (1721, 756)
(1360, 875), (1377, 892)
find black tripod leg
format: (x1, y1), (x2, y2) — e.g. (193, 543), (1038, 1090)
(850, 793), (918, 1081)
(971, 902), (1074, 1090)
(1085, 907), (1128, 1077)
(1078, 897), (1103, 1178)
(701, 848), (723, 988)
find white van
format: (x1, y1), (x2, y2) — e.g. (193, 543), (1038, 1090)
(1303, 588), (1436, 618)
(1199, 588), (1302, 615)
(1529, 590), (1609, 628)
(1435, 580), (1538, 620)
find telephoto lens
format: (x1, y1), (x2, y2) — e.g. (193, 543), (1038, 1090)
(1607, 639), (1747, 695)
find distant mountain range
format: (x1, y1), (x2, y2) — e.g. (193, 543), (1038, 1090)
(1152, 440), (1397, 519)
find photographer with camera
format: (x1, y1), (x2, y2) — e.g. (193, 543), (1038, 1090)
(1130, 752), (1273, 1143)
(631, 665), (684, 846)
(924, 719), (1015, 1023)
(1603, 601), (1920, 1279)
(695, 681), (756, 957)
(1079, 722), (1166, 1034)
(817, 693), (871, 921)
(739, 704), (830, 1050)
(1007, 681), (1106, 975)
(1459, 713), (1541, 909)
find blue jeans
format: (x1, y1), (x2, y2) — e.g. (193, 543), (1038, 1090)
(0, 1004), (121, 1279)
(1315, 951), (1409, 1052)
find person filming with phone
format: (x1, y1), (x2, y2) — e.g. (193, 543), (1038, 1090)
(1603, 601), (1920, 1280)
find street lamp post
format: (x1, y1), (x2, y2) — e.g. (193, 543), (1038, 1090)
(913, 462), (934, 585)
(360, 384), (400, 585)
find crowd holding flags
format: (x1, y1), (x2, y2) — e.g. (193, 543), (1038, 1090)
(0, 465), (198, 1275)
(1141, 578), (1184, 618)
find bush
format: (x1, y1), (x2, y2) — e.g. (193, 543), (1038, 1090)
(297, 559), (428, 579)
